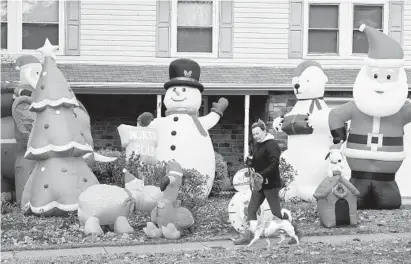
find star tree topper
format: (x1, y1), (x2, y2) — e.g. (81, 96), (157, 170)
(37, 38), (58, 60)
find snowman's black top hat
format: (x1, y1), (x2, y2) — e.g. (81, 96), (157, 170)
(164, 58), (204, 92)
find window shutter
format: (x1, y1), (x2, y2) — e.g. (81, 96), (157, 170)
(289, 0), (304, 58)
(65, 0), (81, 56)
(219, 0), (233, 58)
(388, 1), (404, 45)
(156, 0), (171, 58)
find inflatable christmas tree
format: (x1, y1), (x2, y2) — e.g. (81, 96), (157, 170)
(21, 44), (99, 216)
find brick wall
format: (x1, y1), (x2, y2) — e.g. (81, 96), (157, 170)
(77, 91), (353, 168)
(77, 94), (157, 149)
(208, 95), (267, 165)
(77, 94), (267, 168)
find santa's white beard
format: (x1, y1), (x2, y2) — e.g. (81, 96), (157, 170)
(353, 69), (408, 117)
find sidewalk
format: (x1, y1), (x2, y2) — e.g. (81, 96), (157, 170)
(2, 232), (411, 261)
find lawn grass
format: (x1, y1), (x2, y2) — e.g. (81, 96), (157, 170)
(1, 194), (411, 252)
(3, 238), (411, 264)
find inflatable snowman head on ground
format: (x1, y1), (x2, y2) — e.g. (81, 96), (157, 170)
(228, 168), (273, 233)
(163, 59), (204, 111)
(292, 60), (328, 100)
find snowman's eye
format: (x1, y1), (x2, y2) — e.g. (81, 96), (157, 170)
(387, 75), (391, 80)
(374, 74), (378, 79)
(182, 88), (186, 92)
(173, 87), (176, 91)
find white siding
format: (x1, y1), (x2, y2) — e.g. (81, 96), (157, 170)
(232, 1), (290, 60)
(76, 1), (157, 60)
(58, 0), (411, 69)
(403, 2), (411, 59)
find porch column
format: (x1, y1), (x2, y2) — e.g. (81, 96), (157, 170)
(156, 95), (162, 118)
(244, 94), (250, 161)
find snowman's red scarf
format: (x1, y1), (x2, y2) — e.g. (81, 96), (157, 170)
(165, 108), (208, 137)
(297, 97), (323, 113)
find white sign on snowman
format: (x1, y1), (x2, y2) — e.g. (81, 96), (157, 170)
(139, 58), (229, 197)
(273, 60), (333, 201)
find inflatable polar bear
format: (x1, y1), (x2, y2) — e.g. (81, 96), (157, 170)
(274, 61), (343, 201)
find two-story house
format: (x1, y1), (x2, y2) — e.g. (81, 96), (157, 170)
(1, 0), (410, 169)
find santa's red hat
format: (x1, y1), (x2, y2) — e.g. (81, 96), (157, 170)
(15, 55), (41, 70)
(359, 24), (404, 67)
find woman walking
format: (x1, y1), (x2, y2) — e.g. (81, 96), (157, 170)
(233, 119), (300, 245)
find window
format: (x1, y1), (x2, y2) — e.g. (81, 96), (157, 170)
(1, 0), (6, 49)
(308, 5), (339, 54)
(353, 5), (383, 54)
(304, 1), (389, 58)
(172, 0), (218, 56)
(1, 0), (63, 52)
(22, 0), (59, 50)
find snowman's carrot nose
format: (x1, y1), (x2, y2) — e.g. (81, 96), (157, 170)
(174, 89), (180, 96)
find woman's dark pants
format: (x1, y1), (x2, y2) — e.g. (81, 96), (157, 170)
(247, 188), (282, 221)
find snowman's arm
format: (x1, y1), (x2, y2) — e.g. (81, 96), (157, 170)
(329, 101), (355, 144)
(199, 112), (220, 131)
(401, 101), (411, 125)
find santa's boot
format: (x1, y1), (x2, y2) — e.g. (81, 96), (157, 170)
(233, 229), (253, 245)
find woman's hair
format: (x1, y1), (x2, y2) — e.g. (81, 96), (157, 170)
(251, 119), (266, 131)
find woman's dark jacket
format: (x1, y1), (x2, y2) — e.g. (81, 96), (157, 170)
(251, 134), (282, 189)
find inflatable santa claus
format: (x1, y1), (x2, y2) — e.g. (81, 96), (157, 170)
(329, 24), (411, 210)
(1, 55), (41, 203)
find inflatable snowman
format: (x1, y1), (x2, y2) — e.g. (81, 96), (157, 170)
(273, 60), (333, 201)
(140, 58), (229, 197)
(228, 168), (273, 233)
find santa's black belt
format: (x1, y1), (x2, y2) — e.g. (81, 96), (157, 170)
(347, 134), (403, 146)
(351, 171), (395, 181)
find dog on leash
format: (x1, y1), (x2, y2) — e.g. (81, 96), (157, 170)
(247, 208), (300, 248)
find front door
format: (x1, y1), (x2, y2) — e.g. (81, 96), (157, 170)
(335, 199), (350, 226)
